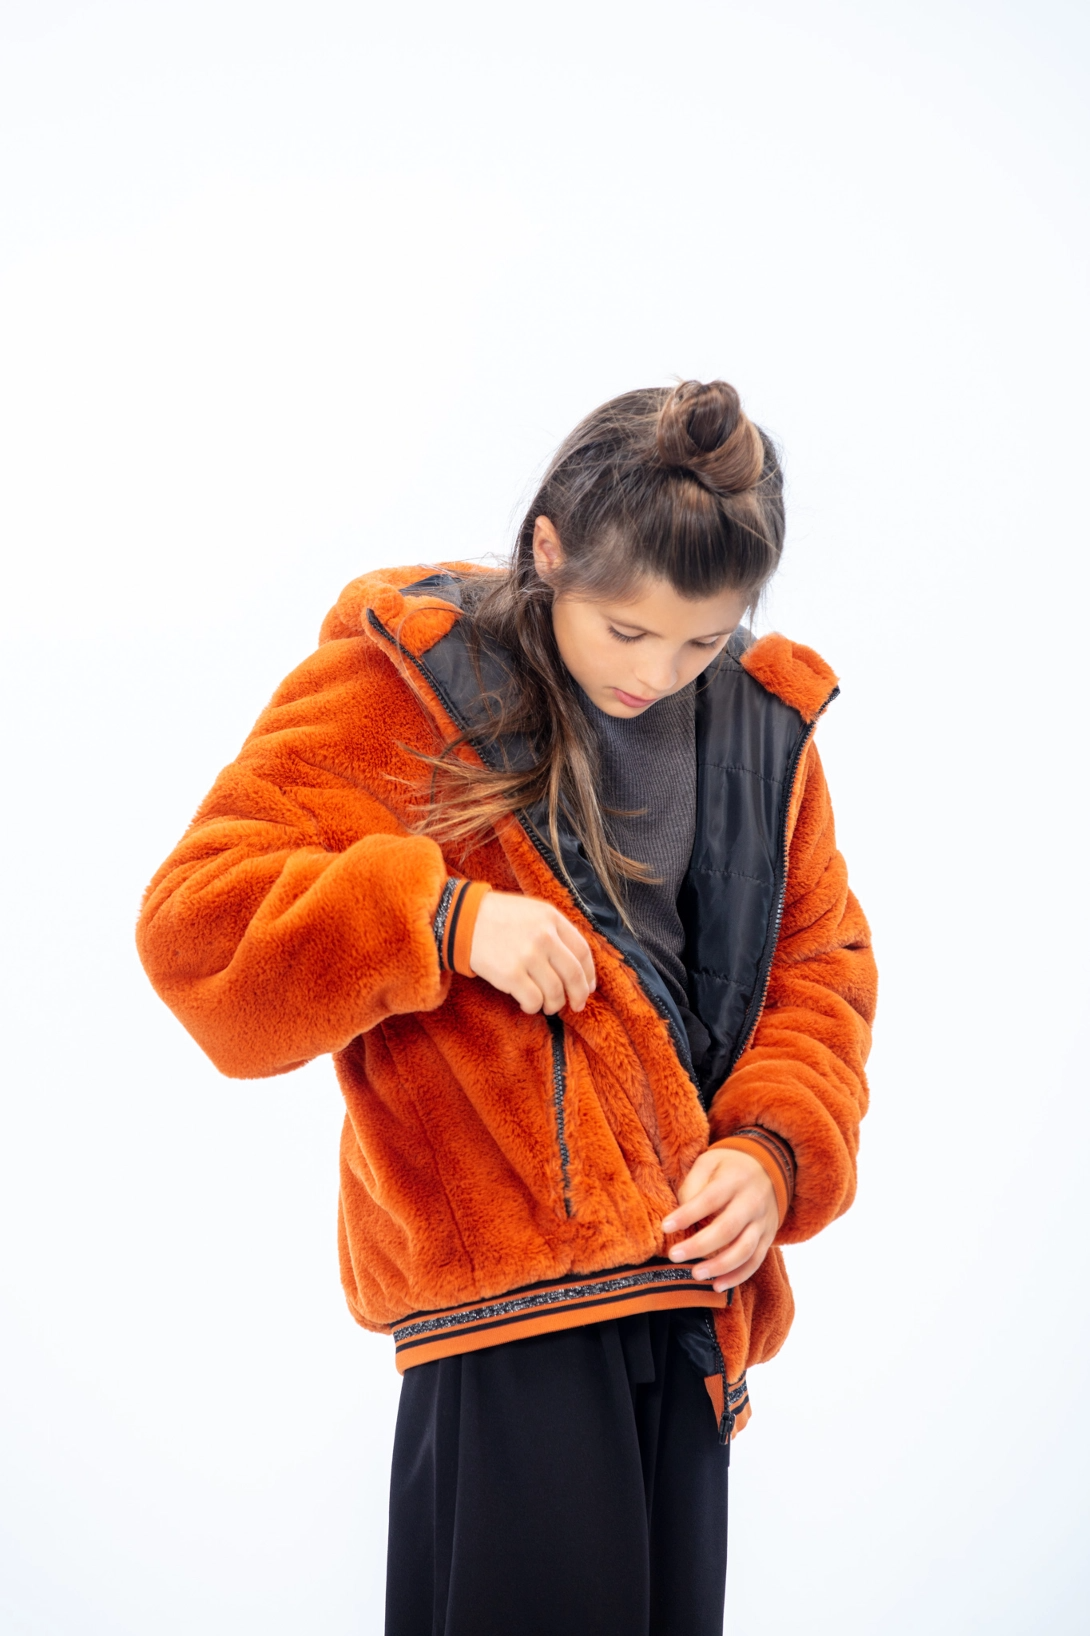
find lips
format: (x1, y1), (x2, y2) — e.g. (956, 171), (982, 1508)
(612, 687), (657, 709)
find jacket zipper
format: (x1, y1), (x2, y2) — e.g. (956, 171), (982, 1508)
(703, 1309), (736, 1456)
(726, 686), (839, 1074)
(546, 1013), (573, 1217)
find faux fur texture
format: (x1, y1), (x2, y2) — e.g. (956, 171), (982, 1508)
(137, 565), (876, 1392)
(740, 632), (839, 723)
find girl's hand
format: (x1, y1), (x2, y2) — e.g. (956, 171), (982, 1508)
(469, 891), (596, 1015)
(662, 1149), (779, 1292)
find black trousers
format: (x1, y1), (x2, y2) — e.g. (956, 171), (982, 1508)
(385, 1309), (730, 1636)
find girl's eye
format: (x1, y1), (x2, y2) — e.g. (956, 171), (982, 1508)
(608, 627), (722, 649)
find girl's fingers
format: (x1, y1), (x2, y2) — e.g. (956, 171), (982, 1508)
(510, 978), (547, 1015)
(712, 1248), (765, 1293)
(672, 1151), (733, 1211)
(663, 1182), (731, 1235)
(554, 916), (596, 990)
(689, 1223), (762, 1281)
(669, 1206), (750, 1265)
(527, 964), (567, 1014)
(703, 1243), (762, 1295)
(674, 1153), (714, 1201)
(546, 940), (593, 1011)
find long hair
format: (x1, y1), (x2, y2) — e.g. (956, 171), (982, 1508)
(413, 379), (785, 916)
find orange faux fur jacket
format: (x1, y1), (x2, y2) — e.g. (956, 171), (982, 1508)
(137, 564), (876, 1433)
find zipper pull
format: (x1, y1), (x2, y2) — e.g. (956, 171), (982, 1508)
(718, 1406), (736, 1458)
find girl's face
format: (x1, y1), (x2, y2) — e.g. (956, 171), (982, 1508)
(532, 517), (751, 718)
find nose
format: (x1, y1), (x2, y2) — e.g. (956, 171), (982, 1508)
(634, 658), (679, 697)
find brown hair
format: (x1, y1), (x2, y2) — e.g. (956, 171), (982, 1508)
(415, 379), (784, 914)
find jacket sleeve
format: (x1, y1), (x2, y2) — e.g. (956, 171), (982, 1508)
(136, 638), (451, 1079)
(707, 740), (877, 1242)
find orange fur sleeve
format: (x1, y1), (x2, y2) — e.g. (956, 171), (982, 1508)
(707, 741), (877, 1242)
(136, 637), (450, 1079)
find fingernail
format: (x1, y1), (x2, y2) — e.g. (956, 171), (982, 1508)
(662, 1218), (676, 1233)
(668, 1247), (683, 1260)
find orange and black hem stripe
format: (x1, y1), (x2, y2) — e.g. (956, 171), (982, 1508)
(392, 1259), (728, 1371)
(704, 1370), (752, 1439)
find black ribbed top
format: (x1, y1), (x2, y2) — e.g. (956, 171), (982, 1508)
(580, 682), (697, 1015)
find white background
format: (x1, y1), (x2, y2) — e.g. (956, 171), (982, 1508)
(1, 2), (1088, 1631)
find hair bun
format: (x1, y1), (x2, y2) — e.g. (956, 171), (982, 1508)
(656, 379), (765, 495)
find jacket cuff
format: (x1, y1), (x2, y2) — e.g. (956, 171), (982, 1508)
(433, 878), (492, 977)
(712, 1127), (797, 1226)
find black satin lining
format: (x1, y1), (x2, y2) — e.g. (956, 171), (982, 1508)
(682, 661), (805, 1100)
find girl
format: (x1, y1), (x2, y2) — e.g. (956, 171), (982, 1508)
(137, 379), (876, 1636)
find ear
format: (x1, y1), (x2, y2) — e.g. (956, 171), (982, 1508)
(531, 516), (564, 578)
